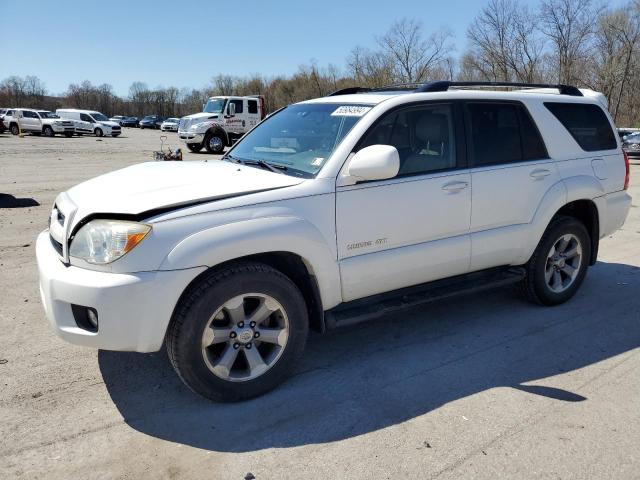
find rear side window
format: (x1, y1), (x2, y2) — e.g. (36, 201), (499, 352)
(230, 99), (243, 114)
(465, 102), (548, 166)
(544, 102), (617, 151)
(248, 99), (258, 114)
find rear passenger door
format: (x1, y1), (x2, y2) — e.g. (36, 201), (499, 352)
(336, 102), (472, 301)
(464, 101), (560, 271)
(22, 110), (39, 131)
(246, 98), (260, 130)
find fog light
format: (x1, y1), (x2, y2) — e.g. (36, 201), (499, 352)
(87, 308), (99, 330)
(71, 304), (99, 332)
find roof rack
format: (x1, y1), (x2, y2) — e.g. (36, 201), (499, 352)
(328, 81), (583, 97)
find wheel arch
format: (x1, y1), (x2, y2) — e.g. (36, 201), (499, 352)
(554, 199), (599, 265)
(206, 125), (230, 146)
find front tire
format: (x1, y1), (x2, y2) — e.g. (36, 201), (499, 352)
(519, 216), (590, 305)
(94, 127), (104, 137)
(204, 132), (225, 153)
(64, 132), (73, 138)
(167, 262), (309, 402)
(43, 126), (54, 137)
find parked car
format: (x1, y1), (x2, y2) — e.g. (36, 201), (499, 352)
(179, 95), (266, 153)
(622, 132), (640, 158)
(161, 117), (180, 132)
(36, 81), (632, 402)
(618, 127), (640, 139)
(0, 108), (11, 133)
(56, 109), (122, 137)
(121, 116), (139, 127)
(139, 115), (164, 129)
(109, 115), (125, 125)
(6, 109), (75, 137)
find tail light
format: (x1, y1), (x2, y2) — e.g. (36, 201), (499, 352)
(624, 151), (630, 190)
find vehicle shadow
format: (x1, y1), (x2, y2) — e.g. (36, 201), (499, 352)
(0, 194), (40, 208)
(99, 261), (640, 452)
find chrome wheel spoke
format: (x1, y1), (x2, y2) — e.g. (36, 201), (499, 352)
(244, 347), (268, 376)
(561, 264), (577, 277)
(556, 235), (569, 253)
(211, 344), (239, 379)
(563, 246), (579, 259)
(545, 264), (554, 283)
(256, 327), (287, 346)
(247, 297), (278, 325)
(223, 296), (246, 325)
(552, 270), (562, 290)
(202, 327), (232, 347)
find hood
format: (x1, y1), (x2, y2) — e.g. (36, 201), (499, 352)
(99, 120), (120, 127)
(65, 160), (304, 224)
(184, 112), (219, 121)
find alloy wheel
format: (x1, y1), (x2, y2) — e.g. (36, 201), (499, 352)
(545, 233), (582, 293)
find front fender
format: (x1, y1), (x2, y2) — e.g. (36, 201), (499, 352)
(159, 216), (342, 309)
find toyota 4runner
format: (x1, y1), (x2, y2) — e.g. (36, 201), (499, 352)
(36, 81), (632, 401)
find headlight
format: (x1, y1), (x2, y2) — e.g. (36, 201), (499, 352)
(69, 220), (151, 264)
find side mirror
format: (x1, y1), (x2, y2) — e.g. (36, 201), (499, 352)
(346, 145), (400, 183)
(228, 103), (236, 116)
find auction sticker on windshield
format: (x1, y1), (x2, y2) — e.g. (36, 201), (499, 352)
(331, 106), (372, 117)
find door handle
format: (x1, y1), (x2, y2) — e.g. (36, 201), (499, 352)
(441, 181), (469, 192)
(530, 168), (551, 179)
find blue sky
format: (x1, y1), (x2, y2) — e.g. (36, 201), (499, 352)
(0, 0), (627, 96)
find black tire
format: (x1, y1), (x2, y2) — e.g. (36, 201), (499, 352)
(64, 132), (73, 138)
(94, 127), (104, 137)
(186, 142), (203, 153)
(204, 131), (225, 153)
(10, 124), (19, 135)
(519, 215), (591, 306)
(43, 126), (54, 137)
(167, 262), (309, 402)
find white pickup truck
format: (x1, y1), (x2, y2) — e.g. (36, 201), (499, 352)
(36, 81), (632, 402)
(178, 95), (266, 153)
(6, 109), (75, 137)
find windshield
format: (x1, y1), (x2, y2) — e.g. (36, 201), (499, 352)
(167, 118), (179, 122)
(38, 111), (59, 119)
(91, 112), (109, 121)
(204, 98), (227, 113)
(227, 103), (370, 177)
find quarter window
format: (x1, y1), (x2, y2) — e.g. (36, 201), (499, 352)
(359, 104), (457, 177)
(465, 102), (547, 166)
(544, 102), (617, 151)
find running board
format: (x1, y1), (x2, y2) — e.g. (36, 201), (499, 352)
(324, 267), (526, 329)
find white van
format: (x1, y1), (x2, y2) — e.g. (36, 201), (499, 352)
(56, 109), (121, 137)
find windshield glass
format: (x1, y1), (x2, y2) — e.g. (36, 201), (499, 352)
(38, 111), (59, 119)
(91, 112), (109, 121)
(167, 118), (179, 122)
(204, 98), (227, 113)
(228, 103), (370, 177)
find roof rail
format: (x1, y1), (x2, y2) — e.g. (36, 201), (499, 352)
(327, 87), (372, 96)
(414, 81), (583, 97)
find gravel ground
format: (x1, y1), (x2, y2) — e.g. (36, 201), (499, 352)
(1, 128), (639, 479)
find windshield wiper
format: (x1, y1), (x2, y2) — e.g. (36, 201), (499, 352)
(224, 155), (287, 174)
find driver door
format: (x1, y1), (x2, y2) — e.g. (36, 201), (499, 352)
(336, 102), (471, 302)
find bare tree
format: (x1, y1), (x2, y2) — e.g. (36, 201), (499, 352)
(540, 0), (602, 84)
(377, 18), (454, 83)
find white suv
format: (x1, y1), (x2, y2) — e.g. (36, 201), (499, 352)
(36, 81), (632, 401)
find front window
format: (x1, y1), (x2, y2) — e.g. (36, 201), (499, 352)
(203, 98), (228, 113)
(91, 112), (109, 121)
(227, 103), (370, 177)
(38, 111), (59, 119)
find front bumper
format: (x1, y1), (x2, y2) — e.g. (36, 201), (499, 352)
(178, 132), (204, 144)
(36, 231), (205, 352)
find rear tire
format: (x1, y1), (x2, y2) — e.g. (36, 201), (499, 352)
(167, 262), (309, 402)
(94, 127), (104, 137)
(519, 216), (591, 306)
(187, 143), (203, 153)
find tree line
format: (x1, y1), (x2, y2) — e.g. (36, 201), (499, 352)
(1, 0), (639, 125)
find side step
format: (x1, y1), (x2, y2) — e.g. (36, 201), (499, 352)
(324, 267), (526, 329)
